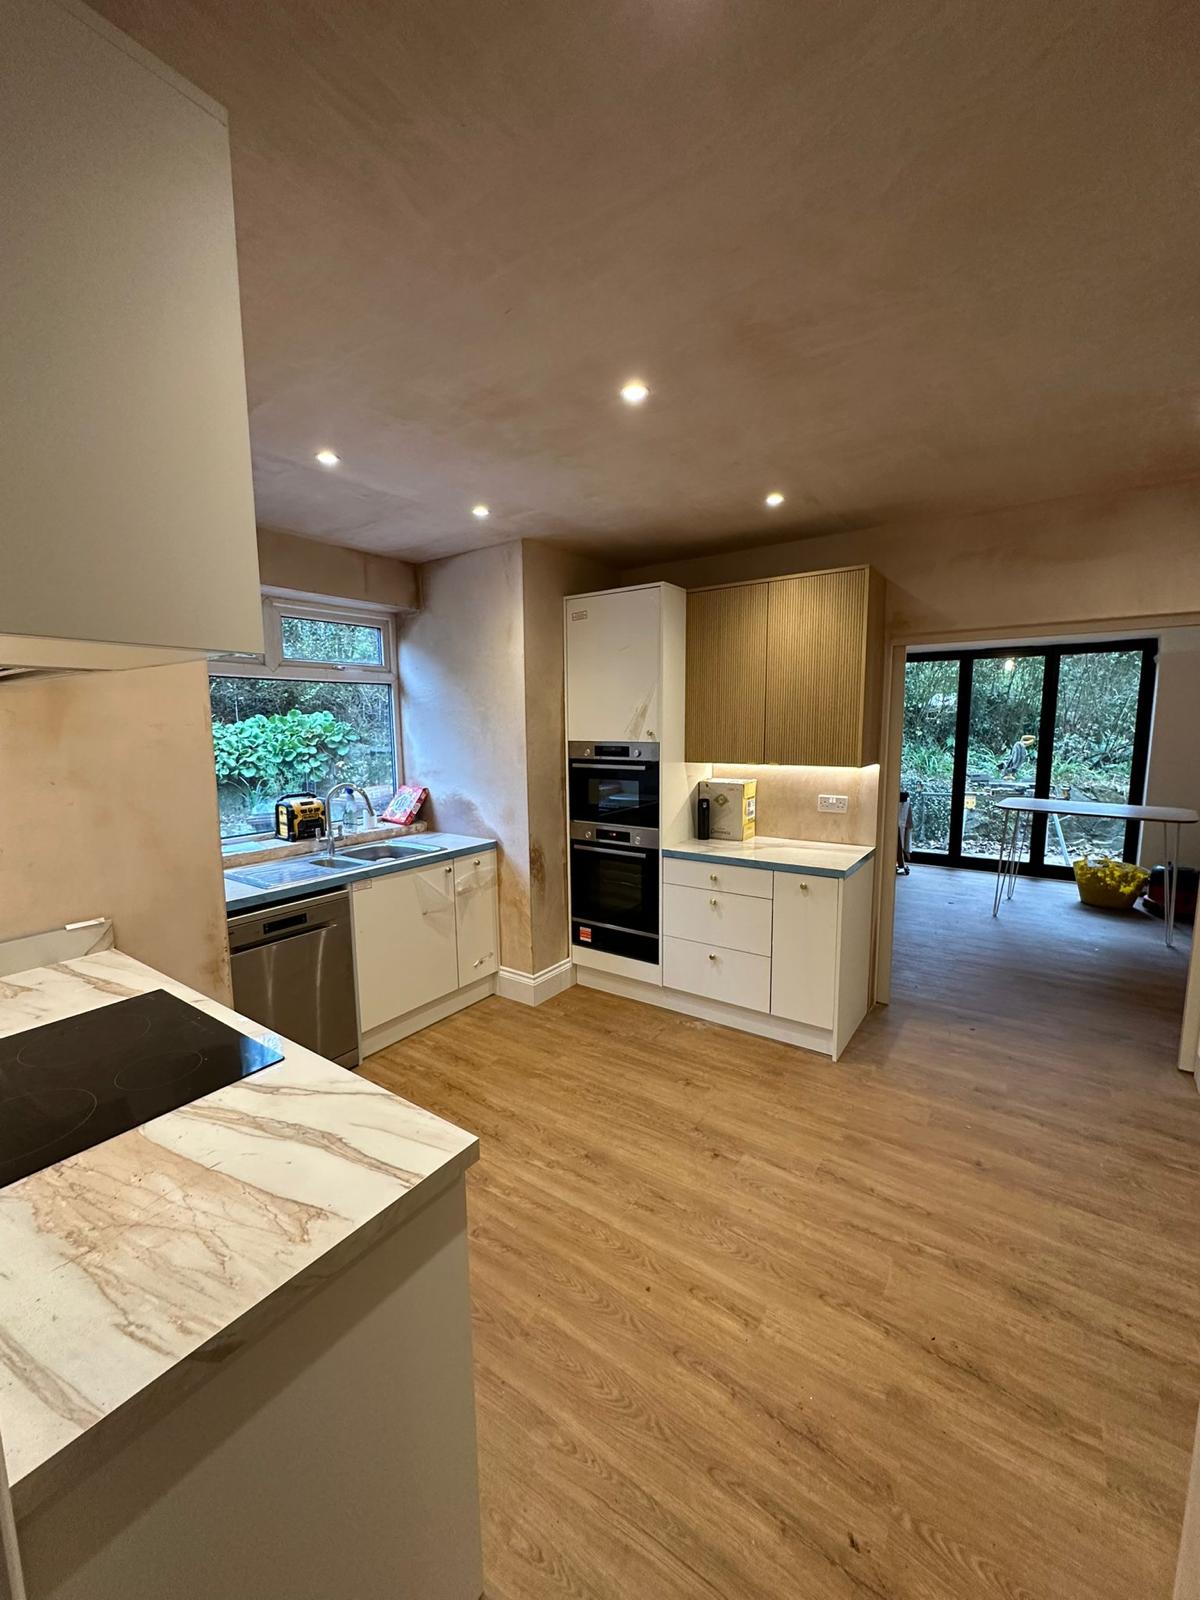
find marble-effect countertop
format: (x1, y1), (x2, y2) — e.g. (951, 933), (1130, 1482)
(665, 835), (875, 878)
(0, 951), (478, 1516)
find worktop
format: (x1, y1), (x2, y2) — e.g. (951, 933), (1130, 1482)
(665, 835), (875, 879)
(224, 831), (497, 914)
(0, 949), (478, 1520)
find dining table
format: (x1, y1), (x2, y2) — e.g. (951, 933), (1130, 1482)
(992, 797), (1198, 947)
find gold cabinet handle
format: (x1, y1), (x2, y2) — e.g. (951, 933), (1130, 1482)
(708, 952), (717, 961)
(799, 880), (809, 892)
(444, 864), (453, 873)
(474, 857), (481, 865)
(709, 873), (719, 882)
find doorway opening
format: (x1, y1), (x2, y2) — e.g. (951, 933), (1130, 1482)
(900, 639), (1156, 878)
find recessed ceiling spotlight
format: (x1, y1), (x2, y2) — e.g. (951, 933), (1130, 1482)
(765, 491), (785, 508)
(472, 503), (490, 519)
(315, 449), (340, 467)
(620, 379), (649, 406)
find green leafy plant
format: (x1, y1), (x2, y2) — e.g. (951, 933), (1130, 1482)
(212, 709), (356, 804)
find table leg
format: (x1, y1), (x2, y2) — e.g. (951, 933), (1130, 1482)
(993, 810), (1012, 917)
(1006, 811), (1028, 901)
(1165, 821), (1179, 950)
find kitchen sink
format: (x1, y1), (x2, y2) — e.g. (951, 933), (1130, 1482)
(338, 841), (447, 864)
(225, 858), (357, 891)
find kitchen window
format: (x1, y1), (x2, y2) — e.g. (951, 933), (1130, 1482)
(210, 599), (399, 840)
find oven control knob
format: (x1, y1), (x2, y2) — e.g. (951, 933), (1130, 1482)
(633, 833), (641, 845)
(632, 747), (641, 757)
(584, 829), (593, 839)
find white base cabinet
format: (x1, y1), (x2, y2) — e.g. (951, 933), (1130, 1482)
(646, 855), (875, 1060)
(454, 853), (499, 983)
(770, 874), (839, 1030)
(352, 854), (499, 1048)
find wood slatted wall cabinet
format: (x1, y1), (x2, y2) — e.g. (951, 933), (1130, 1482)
(685, 583), (769, 762)
(764, 567), (884, 765)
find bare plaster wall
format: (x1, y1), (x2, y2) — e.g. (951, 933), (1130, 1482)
(0, 661), (232, 1000)
(624, 481), (1200, 643)
(257, 525), (418, 612)
(1142, 626), (1200, 871)
(522, 542), (617, 973)
(399, 543), (534, 971)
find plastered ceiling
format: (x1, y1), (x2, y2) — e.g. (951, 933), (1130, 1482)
(92, 0), (1200, 564)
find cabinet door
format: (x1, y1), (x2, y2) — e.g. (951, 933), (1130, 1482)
(764, 569), (868, 765)
(352, 863), (459, 1032)
(566, 588), (661, 742)
(770, 873), (839, 1029)
(1, 0), (261, 657)
(454, 852), (499, 983)
(685, 584), (768, 762)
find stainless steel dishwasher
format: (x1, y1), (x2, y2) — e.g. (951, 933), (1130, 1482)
(228, 889), (359, 1068)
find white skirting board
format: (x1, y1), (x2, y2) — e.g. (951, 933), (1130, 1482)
(576, 967), (840, 1059)
(496, 960), (575, 1006)
(360, 976), (496, 1055)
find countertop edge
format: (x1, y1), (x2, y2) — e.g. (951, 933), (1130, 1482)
(11, 1137), (479, 1521)
(663, 843), (876, 879)
(224, 837), (498, 915)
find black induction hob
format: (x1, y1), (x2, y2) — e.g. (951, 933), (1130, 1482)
(0, 989), (285, 1190)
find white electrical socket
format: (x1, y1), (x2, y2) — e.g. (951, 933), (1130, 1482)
(818, 793), (849, 813)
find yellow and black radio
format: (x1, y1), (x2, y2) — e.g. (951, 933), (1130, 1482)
(274, 793), (326, 842)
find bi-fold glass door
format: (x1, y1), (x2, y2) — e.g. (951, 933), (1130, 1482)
(901, 641), (1157, 876)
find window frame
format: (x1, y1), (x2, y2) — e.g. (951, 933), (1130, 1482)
(210, 597), (402, 843)
(903, 637), (1157, 877)
(210, 597), (397, 684)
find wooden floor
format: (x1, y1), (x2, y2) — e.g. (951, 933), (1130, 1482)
(363, 865), (1200, 1600)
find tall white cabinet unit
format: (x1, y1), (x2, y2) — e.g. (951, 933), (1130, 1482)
(0, 0), (262, 670)
(564, 583), (688, 986)
(565, 586), (667, 743)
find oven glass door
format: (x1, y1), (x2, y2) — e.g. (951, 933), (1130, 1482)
(570, 839), (659, 961)
(568, 760), (659, 827)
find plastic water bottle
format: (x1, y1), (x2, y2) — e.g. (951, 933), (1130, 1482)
(342, 786), (359, 834)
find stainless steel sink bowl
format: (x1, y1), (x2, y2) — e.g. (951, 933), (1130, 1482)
(225, 858), (353, 890)
(339, 842), (447, 864)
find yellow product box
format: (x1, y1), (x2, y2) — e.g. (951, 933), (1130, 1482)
(699, 778), (757, 842)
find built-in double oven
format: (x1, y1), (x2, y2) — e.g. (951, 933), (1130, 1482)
(568, 742), (660, 964)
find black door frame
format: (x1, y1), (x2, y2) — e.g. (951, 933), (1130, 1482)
(907, 638), (1158, 878)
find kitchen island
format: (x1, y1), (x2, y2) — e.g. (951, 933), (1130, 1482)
(0, 951), (482, 1600)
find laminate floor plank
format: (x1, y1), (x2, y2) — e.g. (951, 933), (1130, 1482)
(363, 865), (1199, 1599)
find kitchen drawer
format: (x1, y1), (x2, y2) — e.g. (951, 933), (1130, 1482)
(663, 883), (772, 956)
(663, 936), (772, 1013)
(662, 856), (774, 900)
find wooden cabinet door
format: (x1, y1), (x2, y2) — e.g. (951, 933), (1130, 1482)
(454, 852), (499, 983)
(764, 569), (869, 765)
(566, 587), (661, 742)
(685, 584), (768, 762)
(352, 863), (460, 1032)
(770, 873), (839, 1028)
